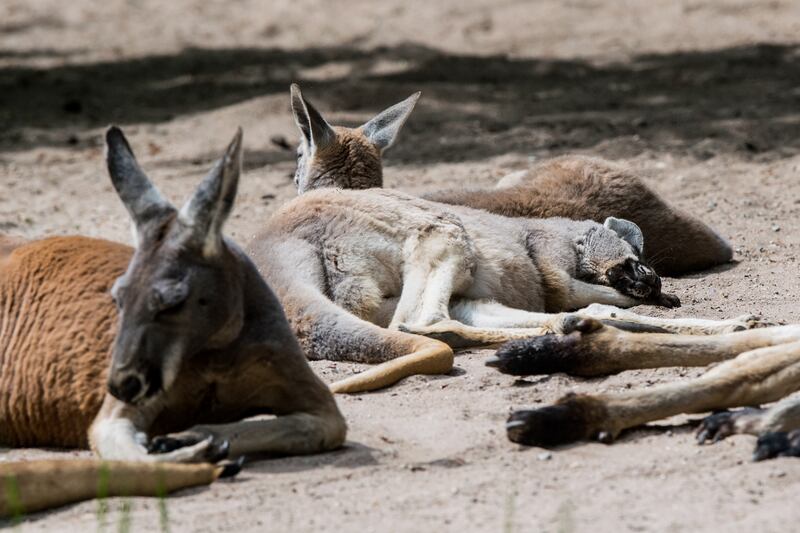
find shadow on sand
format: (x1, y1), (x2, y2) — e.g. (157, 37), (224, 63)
(1, 42), (799, 163)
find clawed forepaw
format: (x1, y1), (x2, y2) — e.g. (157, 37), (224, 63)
(147, 432), (230, 462)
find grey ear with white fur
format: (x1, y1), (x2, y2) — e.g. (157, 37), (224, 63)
(604, 217), (644, 255)
(105, 126), (175, 242)
(361, 92), (420, 152)
(179, 128), (243, 257)
(290, 83), (335, 149)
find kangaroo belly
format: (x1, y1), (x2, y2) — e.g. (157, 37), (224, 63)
(0, 237), (131, 448)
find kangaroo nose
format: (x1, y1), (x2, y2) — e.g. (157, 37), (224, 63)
(109, 373), (144, 403)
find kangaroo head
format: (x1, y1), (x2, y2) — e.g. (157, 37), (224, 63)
(105, 126), (246, 405)
(577, 217), (662, 299)
(289, 83), (420, 193)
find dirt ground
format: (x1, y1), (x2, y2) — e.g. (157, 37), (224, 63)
(2, 0), (800, 531)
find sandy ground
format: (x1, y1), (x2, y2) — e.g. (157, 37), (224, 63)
(2, 0), (800, 531)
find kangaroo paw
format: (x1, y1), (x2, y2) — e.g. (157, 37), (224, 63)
(753, 430), (800, 461)
(505, 394), (612, 447)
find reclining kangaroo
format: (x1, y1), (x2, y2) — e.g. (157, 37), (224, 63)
(286, 85), (732, 275)
(247, 183), (757, 395)
(0, 128), (345, 517)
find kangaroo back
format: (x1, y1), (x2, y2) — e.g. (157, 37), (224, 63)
(0, 236), (130, 448)
(423, 156), (732, 275)
(248, 236), (453, 392)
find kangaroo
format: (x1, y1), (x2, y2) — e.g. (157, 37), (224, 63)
(489, 316), (800, 461)
(0, 127), (345, 517)
(246, 184), (757, 395)
(287, 85), (732, 275)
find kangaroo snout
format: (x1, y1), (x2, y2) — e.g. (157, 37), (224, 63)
(108, 371), (146, 404)
(108, 361), (163, 404)
(607, 259), (661, 300)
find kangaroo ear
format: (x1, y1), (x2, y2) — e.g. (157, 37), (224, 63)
(604, 217), (644, 255)
(105, 126), (174, 242)
(361, 92), (420, 152)
(178, 128), (243, 257)
(290, 83), (335, 150)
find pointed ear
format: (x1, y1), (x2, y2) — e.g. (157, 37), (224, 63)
(105, 126), (174, 239)
(178, 128), (243, 257)
(361, 92), (420, 152)
(290, 83), (335, 149)
(604, 217), (644, 255)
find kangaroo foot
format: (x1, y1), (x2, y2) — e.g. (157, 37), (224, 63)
(753, 430), (800, 461)
(505, 393), (613, 448)
(486, 317), (610, 376)
(696, 408), (763, 444)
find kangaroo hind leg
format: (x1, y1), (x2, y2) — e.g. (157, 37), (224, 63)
(506, 337), (800, 448)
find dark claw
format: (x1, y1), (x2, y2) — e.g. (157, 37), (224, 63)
(147, 436), (189, 454)
(147, 432), (225, 460)
(485, 355), (502, 368)
(656, 293), (681, 308)
(208, 438), (231, 462)
(596, 431), (614, 444)
(696, 411), (735, 445)
(219, 456), (245, 478)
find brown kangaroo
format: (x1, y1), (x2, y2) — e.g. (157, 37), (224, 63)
(0, 127), (345, 517)
(287, 85), (732, 276)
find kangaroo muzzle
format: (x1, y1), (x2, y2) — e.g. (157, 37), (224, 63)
(606, 259), (661, 300)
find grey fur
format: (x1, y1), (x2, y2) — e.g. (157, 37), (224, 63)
(178, 128), (243, 256)
(105, 126), (174, 234)
(604, 216), (645, 256)
(361, 92), (421, 151)
(96, 126), (345, 464)
(253, 189), (671, 340)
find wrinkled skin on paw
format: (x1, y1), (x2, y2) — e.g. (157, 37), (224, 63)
(606, 258), (680, 308)
(753, 430), (800, 461)
(506, 393), (612, 448)
(696, 408), (762, 444)
(147, 429), (231, 463)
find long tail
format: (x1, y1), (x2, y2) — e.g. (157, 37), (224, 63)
(259, 238), (454, 394)
(0, 459), (235, 519)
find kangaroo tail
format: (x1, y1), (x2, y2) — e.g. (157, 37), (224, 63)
(260, 238), (454, 394)
(0, 459), (233, 519)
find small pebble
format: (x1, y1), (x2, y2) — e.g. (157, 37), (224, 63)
(537, 452), (552, 461)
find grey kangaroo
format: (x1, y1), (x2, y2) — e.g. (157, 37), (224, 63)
(286, 85), (732, 275)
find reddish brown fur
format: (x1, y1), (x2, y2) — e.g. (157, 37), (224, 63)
(423, 156), (732, 275)
(0, 236), (132, 447)
(308, 127), (384, 190)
